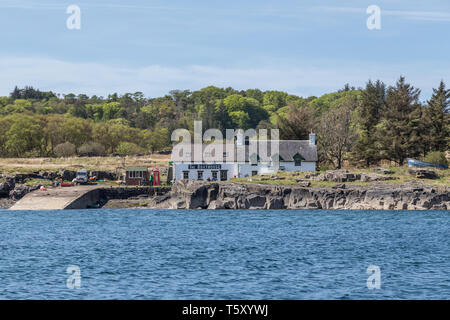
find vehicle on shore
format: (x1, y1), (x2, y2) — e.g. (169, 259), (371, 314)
(72, 169), (89, 185)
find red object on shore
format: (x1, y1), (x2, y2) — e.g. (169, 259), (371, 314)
(61, 183), (74, 187)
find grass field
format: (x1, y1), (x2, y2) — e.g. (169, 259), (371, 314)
(0, 155), (172, 173)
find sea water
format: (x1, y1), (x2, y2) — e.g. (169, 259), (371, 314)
(0, 209), (448, 299)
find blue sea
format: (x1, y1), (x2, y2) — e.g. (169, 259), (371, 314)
(0, 209), (448, 299)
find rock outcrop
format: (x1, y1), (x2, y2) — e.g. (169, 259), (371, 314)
(313, 170), (396, 183)
(161, 180), (449, 210)
(408, 168), (439, 180)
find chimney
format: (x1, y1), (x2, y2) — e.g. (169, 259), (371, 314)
(309, 131), (316, 145)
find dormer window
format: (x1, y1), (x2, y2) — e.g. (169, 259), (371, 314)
(293, 153), (305, 166)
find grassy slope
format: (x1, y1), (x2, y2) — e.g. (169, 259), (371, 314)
(231, 166), (450, 188)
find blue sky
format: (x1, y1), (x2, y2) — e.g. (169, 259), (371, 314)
(0, 0), (449, 99)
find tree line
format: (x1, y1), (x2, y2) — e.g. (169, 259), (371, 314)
(0, 77), (448, 167)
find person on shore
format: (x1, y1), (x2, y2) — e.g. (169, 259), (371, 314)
(149, 174), (154, 186)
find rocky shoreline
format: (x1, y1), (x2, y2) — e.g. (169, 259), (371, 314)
(147, 180), (449, 210)
(1, 169), (449, 210)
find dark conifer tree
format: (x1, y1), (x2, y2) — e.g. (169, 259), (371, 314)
(352, 80), (385, 166)
(377, 77), (421, 165)
(424, 81), (450, 152)
(214, 99), (233, 133)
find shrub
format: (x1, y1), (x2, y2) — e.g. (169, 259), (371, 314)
(54, 142), (76, 157)
(78, 142), (106, 157)
(116, 142), (142, 156)
(423, 151), (448, 166)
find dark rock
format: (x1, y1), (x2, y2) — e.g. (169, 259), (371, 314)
(9, 185), (40, 201)
(408, 169), (439, 180)
(245, 195), (266, 209)
(90, 171), (117, 180)
(313, 170), (360, 182)
(0, 177), (16, 197)
(266, 197), (285, 209)
(57, 170), (76, 181)
(360, 173), (396, 182)
(373, 168), (395, 175)
(39, 171), (58, 180)
(294, 178), (311, 187)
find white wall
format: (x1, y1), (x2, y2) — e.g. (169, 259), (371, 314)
(280, 161), (316, 172)
(173, 163), (238, 181)
(239, 161), (316, 177)
(174, 161), (316, 180)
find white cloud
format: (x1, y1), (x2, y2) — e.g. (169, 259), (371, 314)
(0, 57), (447, 99)
(314, 6), (450, 22)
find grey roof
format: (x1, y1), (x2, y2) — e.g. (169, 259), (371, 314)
(172, 140), (317, 162)
(262, 140), (318, 162)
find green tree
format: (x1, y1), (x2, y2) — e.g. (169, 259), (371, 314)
(263, 91), (288, 109)
(352, 80), (385, 166)
(214, 100), (233, 132)
(424, 81), (450, 152)
(4, 114), (43, 157)
(61, 117), (91, 148)
(376, 77), (422, 165)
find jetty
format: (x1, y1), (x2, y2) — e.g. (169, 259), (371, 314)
(9, 185), (104, 210)
(9, 185), (171, 210)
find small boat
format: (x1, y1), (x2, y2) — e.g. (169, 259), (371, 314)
(407, 158), (448, 169)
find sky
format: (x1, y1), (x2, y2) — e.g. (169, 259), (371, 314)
(0, 0), (449, 100)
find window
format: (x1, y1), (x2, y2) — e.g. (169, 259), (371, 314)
(212, 171), (218, 180)
(293, 153), (305, 167)
(129, 171), (144, 179)
(252, 171), (258, 176)
(220, 170), (228, 181)
(183, 171), (189, 180)
(197, 171), (203, 180)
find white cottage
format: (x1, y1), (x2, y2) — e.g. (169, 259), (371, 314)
(172, 133), (317, 181)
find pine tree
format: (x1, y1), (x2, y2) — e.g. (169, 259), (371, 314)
(424, 81), (450, 152)
(10, 86), (22, 100)
(377, 77), (422, 165)
(352, 80), (385, 166)
(214, 99), (232, 133)
(200, 98), (216, 130)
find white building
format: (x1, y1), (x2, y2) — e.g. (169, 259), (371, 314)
(172, 133), (318, 181)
